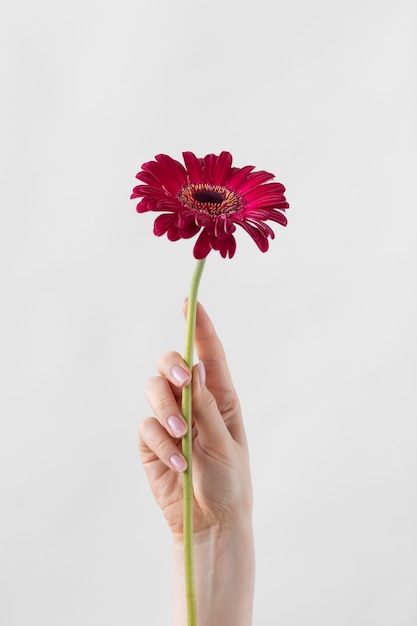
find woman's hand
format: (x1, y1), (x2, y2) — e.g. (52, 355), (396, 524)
(139, 302), (255, 625)
(138, 301), (252, 541)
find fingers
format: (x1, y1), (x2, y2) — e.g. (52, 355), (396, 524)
(156, 350), (191, 397)
(141, 301), (246, 477)
(139, 417), (187, 472)
(145, 374), (188, 438)
(144, 350), (192, 438)
(142, 352), (191, 474)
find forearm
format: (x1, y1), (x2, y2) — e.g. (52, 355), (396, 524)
(172, 521), (255, 626)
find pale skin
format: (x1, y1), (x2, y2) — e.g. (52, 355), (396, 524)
(139, 302), (255, 626)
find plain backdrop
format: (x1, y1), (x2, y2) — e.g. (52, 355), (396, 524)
(1, 0), (416, 624)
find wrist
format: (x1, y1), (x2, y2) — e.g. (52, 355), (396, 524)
(172, 516), (251, 543)
(172, 520), (255, 626)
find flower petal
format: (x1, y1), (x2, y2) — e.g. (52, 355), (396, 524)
(209, 232), (237, 258)
(226, 235), (237, 258)
(235, 219), (270, 252)
(142, 155), (186, 195)
(194, 214), (213, 228)
(202, 153), (217, 182)
(153, 213), (177, 236)
(193, 228), (212, 259)
(176, 211), (195, 228)
(136, 201), (149, 213)
(155, 154), (187, 184)
(226, 165), (255, 189)
(167, 225), (182, 241)
(239, 170), (275, 193)
(266, 210), (288, 226)
(183, 152), (205, 183)
(179, 222), (200, 239)
(214, 216), (236, 238)
(242, 185), (287, 204)
(213, 151), (233, 185)
(244, 218), (276, 239)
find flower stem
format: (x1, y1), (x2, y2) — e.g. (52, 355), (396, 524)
(182, 257), (206, 626)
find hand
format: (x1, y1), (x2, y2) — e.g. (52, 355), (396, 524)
(139, 301), (252, 540)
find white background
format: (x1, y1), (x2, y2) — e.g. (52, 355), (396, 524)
(1, 0), (416, 624)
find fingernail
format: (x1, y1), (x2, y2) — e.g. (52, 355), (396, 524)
(197, 360), (206, 388)
(167, 415), (187, 438)
(170, 453), (187, 472)
(171, 365), (190, 386)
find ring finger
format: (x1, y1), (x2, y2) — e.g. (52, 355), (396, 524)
(139, 417), (187, 472)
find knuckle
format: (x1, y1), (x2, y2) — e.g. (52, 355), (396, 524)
(153, 394), (173, 416)
(220, 390), (240, 414)
(157, 351), (182, 372)
(194, 389), (218, 415)
(138, 417), (155, 450)
(138, 416), (154, 438)
(144, 375), (160, 396)
(139, 416), (150, 430)
(155, 436), (171, 459)
(204, 392), (218, 411)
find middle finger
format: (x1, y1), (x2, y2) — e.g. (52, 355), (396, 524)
(145, 375), (188, 438)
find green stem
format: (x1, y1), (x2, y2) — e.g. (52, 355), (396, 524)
(182, 257), (206, 626)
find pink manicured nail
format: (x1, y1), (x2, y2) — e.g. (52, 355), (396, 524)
(197, 360), (206, 388)
(170, 453), (187, 472)
(167, 415), (187, 438)
(171, 365), (190, 386)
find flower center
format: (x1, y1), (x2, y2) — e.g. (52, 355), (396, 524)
(177, 183), (244, 216)
(192, 189), (225, 204)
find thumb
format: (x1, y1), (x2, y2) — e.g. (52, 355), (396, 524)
(191, 361), (230, 449)
(183, 300), (235, 397)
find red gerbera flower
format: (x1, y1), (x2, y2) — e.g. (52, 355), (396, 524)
(131, 151), (289, 259)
